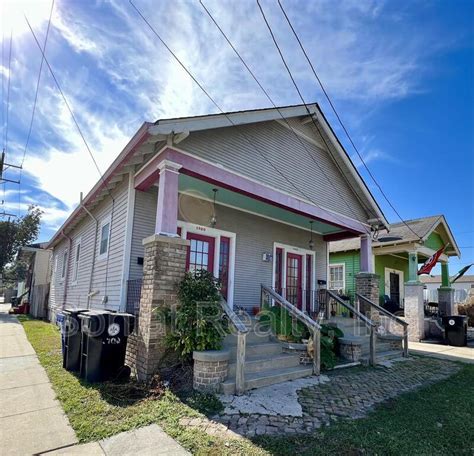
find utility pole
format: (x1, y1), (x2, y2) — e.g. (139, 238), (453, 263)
(0, 150), (22, 184)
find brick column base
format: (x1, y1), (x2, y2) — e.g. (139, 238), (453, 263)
(193, 350), (230, 393)
(133, 234), (189, 382)
(404, 283), (425, 341)
(355, 273), (380, 322)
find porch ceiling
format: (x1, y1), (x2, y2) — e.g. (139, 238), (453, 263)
(179, 174), (341, 235)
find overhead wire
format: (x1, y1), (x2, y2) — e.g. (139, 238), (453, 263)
(198, 0), (371, 234)
(276, 0), (423, 241)
(130, 0), (370, 235)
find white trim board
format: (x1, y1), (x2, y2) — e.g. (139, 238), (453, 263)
(271, 242), (316, 306)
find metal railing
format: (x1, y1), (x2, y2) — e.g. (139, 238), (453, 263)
(326, 290), (377, 366)
(219, 297), (248, 395)
(356, 292), (409, 358)
(126, 279), (143, 317)
(261, 285), (321, 376)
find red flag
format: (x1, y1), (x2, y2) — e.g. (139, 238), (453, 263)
(417, 245), (447, 275)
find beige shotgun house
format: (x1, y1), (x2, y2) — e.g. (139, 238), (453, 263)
(48, 104), (414, 393)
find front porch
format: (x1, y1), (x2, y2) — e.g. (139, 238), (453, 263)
(126, 145), (387, 386)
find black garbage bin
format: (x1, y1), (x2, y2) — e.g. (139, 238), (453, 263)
(63, 308), (89, 371)
(442, 316), (468, 347)
(79, 311), (135, 382)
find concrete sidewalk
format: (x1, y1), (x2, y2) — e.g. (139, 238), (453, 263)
(410, 341), (474, 364)
(0, 306), (190, 455)
(0, 309), (78, 455)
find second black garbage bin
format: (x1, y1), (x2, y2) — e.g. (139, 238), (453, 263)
(442, 315), (468, 347)
(62, 308), (88, 371)
(79, 311), (135, 382)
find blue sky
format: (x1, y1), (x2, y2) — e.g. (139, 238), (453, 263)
(1, 0), (473, 275)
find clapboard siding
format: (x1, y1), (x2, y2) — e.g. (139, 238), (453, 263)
(49, 179), (129, 312)
(329, 251), (360, 301)
(178, 120), (368, 222)
(129, 187), (156, 280)
(129, 190), (327, 309)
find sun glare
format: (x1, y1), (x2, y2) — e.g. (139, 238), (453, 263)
(0, 0), (52, 38)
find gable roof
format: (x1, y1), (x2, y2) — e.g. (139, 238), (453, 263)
(47, 103), (388, 248)
(420, 275), (474, 284)
(329, 215), (460, 257)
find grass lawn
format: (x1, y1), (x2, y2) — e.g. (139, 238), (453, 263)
(20, 317), (474, 455)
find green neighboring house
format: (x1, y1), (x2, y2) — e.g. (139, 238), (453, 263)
(329, 215), (460, 307)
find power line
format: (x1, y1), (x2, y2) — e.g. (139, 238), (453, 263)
(276, 0), (423, 241)
(198, 0), (372, 233)
(255, 0), (384, 227)
(130, 0), (369, 235)
(18, 0), (55, 217)
(25, 15), (108, 188)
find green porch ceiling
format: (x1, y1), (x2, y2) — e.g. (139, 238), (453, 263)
(179, 174), (343, 235)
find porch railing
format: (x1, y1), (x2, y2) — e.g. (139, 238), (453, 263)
(219, 297), (248, 395)
(261, 285), (321, 376)
(356, 292), (409, 358)
(326, 290), (377, 366)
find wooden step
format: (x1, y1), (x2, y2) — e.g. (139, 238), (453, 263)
(221, 365), (313, 395)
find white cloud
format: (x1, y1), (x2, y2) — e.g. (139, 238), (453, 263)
(0, 0), (462, 240)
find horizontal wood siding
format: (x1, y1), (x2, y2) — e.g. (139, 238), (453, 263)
(178, 120), (369, 222)
(329, 251), (360, 301)
(49, 179), (129, 312)
(129, 190), (328, 309)
(129, 187), (156, 280)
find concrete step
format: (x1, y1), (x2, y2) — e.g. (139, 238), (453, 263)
(228, 341), (282, 359)
(361, 349), (404, 365)
(221, 365), (313, 395)
(224, 331), (271, 346)
(325, 317), (367, 328)
(228, 352), (301, 376)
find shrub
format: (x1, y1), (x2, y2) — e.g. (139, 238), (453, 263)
(167, 270), (226, 359)
(259, 305), (309, 342)
(319, 324), (344, 369)
(458, 303), (474, 327)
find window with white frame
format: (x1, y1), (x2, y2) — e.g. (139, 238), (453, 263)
(61, 249), (68, 280)
(329, 264), (345, 292)
(72, 239), (81, 282)
(98, 218), (111, 258)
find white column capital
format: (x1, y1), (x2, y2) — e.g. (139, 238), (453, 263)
(158, 159), (182, 174)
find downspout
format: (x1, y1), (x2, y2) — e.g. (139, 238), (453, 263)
(60, 230), (72, 309)
(80, 192), (98, 309)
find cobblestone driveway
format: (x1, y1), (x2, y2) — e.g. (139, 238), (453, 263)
(198, 357), (460, 437)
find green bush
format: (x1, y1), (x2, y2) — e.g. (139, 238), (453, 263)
(259, 305), (309, 342)
(167, 270), (226, 359)
(319, 324), (344, 369)
(457, 303), (474, 326)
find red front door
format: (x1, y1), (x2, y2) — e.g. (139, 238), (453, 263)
(286, 253), (303, 309)
(186, 233), (215, 274)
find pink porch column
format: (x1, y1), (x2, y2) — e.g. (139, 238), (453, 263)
(360, 234), (373, 273)
(155, 160), (182, 236)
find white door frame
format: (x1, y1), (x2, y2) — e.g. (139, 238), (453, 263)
(384, 267), (404, 302)
(178, 221), (236, 309)
(272, 242), (316, 307)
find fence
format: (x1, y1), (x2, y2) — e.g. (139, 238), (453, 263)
(29, 284), (50, 319)
(126, 278), (143, 316)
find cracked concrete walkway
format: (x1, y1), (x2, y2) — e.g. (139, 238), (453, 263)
(0, 305), (189, 456)
(0, 307), (78, 456)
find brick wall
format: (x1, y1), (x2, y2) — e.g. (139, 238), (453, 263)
(130, 234), (189, 382)
(193, 351), (229, 393)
